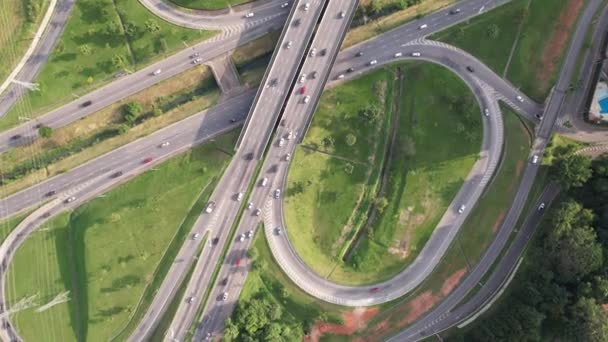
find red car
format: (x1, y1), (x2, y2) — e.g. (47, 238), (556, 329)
(299, 86), (306, 94)
(369, 287), (380, 293)
(143, 157), (154, 163)
(235, 258), (241, 266)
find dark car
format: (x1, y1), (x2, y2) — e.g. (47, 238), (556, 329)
(449, 8), (461, 14)
(81, 100), (93, 107)
(355, 51), (363, 57)
(221, 277), (228, 286)
(320, 48), (327, 56)
(299, 86), (306, 94)
(230, 118), (237, 123)
(293, 18), (301, 27)
(34, 123), (42, 129)
(10, 134), (21, 140)
(347, 67), (355, 73)
(41, 212), (51, 219)
(45, 190), (56, 197)
(143, 157), (154, 163)
(245, 152), (254, 160)
(111, 171), (123, 178)
(466, 66), (475, 72)
(212, 237), (219, 245)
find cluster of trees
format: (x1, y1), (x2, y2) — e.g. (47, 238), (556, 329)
(452, 151), (608, 341)
(223, 297), (303, 341)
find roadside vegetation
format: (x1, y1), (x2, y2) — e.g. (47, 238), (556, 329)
(432, 0), (586, 101)
(0, 0), (49, 85)
(231, 32), (280, 87)
(0, 212), (31, 243)
(6, 135), (235, 341)
(452, 150), (608, 341)
(0, 65), (219, 197)
(284, 62), (481, 286)
(225, 230), (344, 341)
(169, 0), (251, 11)
(2, 0), (217, 131)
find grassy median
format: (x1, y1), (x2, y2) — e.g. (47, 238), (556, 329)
(168, 0), (251, 10)
(284, 62), (482, 285)
(6, 134), (235, 341)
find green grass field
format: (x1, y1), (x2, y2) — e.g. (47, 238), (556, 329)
(6, 134), (235, 341)
(433, 0), (583, 101)
(1, 0), (216, 131)
(0, 0), (49, 85)
(169, 0), (251, 10)
(284, 62), (482, 285)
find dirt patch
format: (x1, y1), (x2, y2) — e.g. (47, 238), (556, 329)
(507, 160), (525, 193)
(538, 0), (585, 87)
(306, 307), (379, 342)
(399, 291), (439, 326)
(492, 211), (506, 233)
(440, 268), (467, 296)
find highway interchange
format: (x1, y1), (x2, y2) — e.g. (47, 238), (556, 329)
(0, 0), (604, 341)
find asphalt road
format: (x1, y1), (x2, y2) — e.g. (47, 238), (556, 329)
(132, 0), (329, 339)
(0, 0), (75, 117)
(388, 0), (605, 340)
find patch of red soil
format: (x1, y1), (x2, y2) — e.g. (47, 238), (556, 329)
(305, 307), (379, 342)
(603, 303), (608, 312)
(398, 291), (438, 326)
(538, 0), (585, 86)
(440, 269), (467, 296)
(492, 211), (507, 233)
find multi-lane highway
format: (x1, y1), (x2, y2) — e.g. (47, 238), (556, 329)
(132, 0), (330, 339)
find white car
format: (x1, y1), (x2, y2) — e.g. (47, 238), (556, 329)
(336, 74), (345, 80)
(239, 234), (246, 242)
(303, 95), (310, 104)
(287, 131), (294, 140)
(255, 209), (262, 216)
(205, 201), (216, 213)
(247, 230), (253, 238)
(274, 189), (281, 199)
(192, 58), (202, 64)
(309, 48), (317, 57)
(247, 202), (254, 210)
(394, 52), (403, 58)
(457, 205), (466, 214)
(187, 296), (195, 304)
(153, 69), (162, 75)
(65, 196), (76, 203)
(299, 74), (306, 83)
(236, 192), (244, 201)
(281, 2), (289, 8)
(222, 292), (228, 301)
(411, 52), (421, 57)
(516, 95), (524, 103)
(193, 233), (200, 240)
(285, 153), (291, 161)
(538, 203), (546, 211)
(285, 41), (292, 49)
(419, 24), (428, 30)
(160, 141), (170, 147)
(484, 108), (490, 117)
(303, 2), (310, 11)
(369, 60), (377, 66)
(339, 10), (345, 18)
(531, 155), (539, 164)
(279, 137), (285, 147)
(261, 177), (269, 187)
(245, 12), (254, 18)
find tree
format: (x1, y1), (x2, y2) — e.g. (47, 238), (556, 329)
(360, 104), (382, 123)
(79, 44), (92, 55)
(568, 297), (608, 342)
(25, 0), (41, 22)
(118, 124), (130, 134)
(144, 19), (161, 33)
(112, 54), (127, 69)
(224, 318), (240, 341)
(345, 133), (357, 146)
(322, 136), (335, 148)
(38, 125), (53, 139)
(376, 197), (389, 214)
(122, 102), (143, 124)
(344, 163), (354, 174)
(370, 0), (383, 14)
(551, 152), (592, 190)
(123, 22), (139, 37)
(486, 24), (500, 39)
